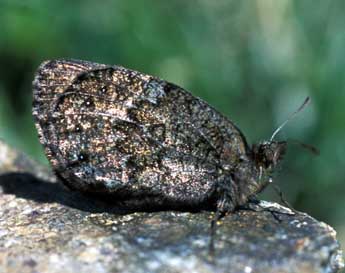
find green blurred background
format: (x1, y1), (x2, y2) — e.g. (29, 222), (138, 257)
(0, 0), (344, 246)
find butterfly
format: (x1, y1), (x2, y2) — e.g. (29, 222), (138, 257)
(32, 59), (301, 215)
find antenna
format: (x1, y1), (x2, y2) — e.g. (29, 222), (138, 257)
(270, 96), (311, 141)
(288, 139), (320, 156)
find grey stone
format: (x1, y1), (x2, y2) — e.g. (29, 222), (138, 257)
(0, 139), (343, 273)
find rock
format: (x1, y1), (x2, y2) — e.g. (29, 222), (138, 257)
(0, 139), (343, 273)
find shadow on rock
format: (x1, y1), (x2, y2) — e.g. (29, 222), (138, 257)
(0, 172), (208, 215)
(0, 172), (138, 214)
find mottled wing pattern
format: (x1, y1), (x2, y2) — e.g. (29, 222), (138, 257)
(33, 59), (108, 161)
(33, 60), (248, 205)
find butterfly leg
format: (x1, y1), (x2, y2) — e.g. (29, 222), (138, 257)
(239, 196), (295, 222)
(208, 177), (236, 257)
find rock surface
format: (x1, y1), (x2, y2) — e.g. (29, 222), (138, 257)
(0, 140), (343, 273)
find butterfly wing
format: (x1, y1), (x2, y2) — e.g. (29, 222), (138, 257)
(33, 60), (249, 206)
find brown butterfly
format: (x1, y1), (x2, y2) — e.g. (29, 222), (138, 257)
(33, 59), (310, 216)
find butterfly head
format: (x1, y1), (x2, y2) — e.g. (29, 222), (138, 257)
(237, 141), (287, 200)
(252, 141), (287, 171)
